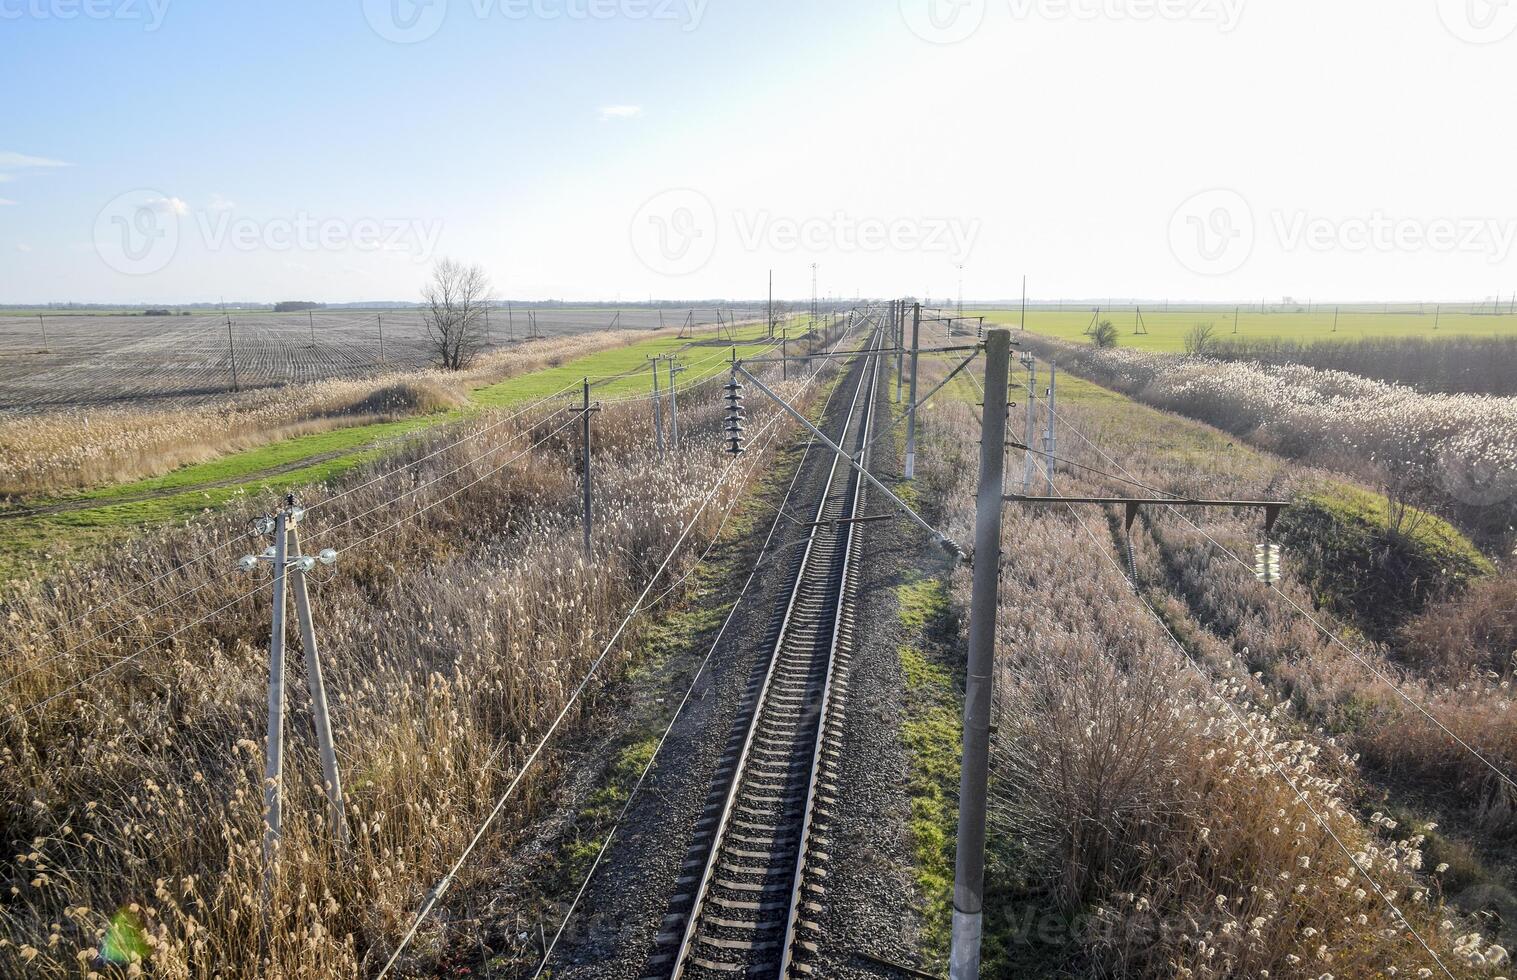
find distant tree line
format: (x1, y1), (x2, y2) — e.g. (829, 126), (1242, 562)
(274, 301), (325, 313)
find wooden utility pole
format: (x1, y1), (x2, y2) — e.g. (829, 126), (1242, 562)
(308, 309), (316, 345)
(949, 328), (1012, 980)
(37, 314), (49, 353)
(226, 307), (240, 392)
(377, 314), (386, 366)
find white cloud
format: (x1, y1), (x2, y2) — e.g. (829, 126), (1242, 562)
(598, 105), (643, 121)
(16, 243), (33, 253)
(145, 196), (190, 215)
(0, 198), (15, 206)
(0, 152), (71, 169)
(208, 193), (236, 212)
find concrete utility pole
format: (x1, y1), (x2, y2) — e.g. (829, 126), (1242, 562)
(240, 500), (349, 920)
(667, 356), (684, 448)
(782, 331), (788, 381)
(950, 328), (1012, 980)
(308, 309), (316, 345)
(651, 357), (666, 454)
(287, 521), (349, 849)
(261, 510), (290, 907)
(1021, 355), (1038, 493)
(377, 314), (386, 366)
(895, 300), (905, 404)
(1044, 362), (1057, 495)
(581, 379), (593, 554)
(37, 314), (49, 353)
(904, 302), (922, 478)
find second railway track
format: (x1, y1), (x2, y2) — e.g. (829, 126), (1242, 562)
(643, 326), (887, 980)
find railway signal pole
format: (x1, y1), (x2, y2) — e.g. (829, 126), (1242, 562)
(950, 328), (1012, 980)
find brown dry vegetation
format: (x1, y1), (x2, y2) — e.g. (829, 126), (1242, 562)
(0, 352), (831, 977)
(0, 331), (636, 500)
(911, 346), (1513, 977)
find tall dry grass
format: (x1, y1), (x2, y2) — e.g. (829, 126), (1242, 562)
(913, 358), (1509, 977)
(0, 331), (641, 500)
(1208, 335), (1517, 396)
(1028, 336), (1517, 548)
(0, 352), (832, 978)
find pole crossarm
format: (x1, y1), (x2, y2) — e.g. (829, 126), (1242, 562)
(733, 364), (967, 562)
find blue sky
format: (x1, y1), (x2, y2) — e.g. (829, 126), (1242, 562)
(2, 0), (1516, 305)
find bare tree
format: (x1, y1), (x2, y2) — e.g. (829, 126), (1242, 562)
(422, 259), (492, 371)
(769, 299), (790, 336)
(1184, 322), (1217, 355)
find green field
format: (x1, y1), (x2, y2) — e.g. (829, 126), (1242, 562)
(0, 322), (786, 575)
(980, 308), (1517, 352)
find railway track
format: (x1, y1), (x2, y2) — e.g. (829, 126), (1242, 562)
(643, 328), (886, 980)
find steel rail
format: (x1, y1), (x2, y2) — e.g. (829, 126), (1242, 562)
(660, 326), (883, 980)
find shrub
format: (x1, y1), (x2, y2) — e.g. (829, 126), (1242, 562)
(1275, 483), (1493, 642)
(1091, 320), (1119, 349)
